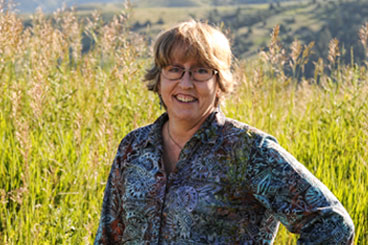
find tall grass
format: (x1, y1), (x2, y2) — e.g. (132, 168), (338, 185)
(0, 2), (367, 244)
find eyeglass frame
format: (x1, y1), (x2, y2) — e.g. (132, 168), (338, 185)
(160, 65), (219, 82)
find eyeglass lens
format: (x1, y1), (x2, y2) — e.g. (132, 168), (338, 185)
(163, 66), (215, 81)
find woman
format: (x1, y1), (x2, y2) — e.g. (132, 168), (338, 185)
(95, 20), (354, 244)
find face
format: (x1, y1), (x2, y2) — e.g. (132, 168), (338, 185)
(158, 53), (219, 125)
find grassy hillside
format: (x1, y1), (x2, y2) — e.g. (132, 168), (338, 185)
(14, 0), (303, 13)
(64, 0), (368, 76)
(1, 1), (368, 244)
(13, 0), (122, 13)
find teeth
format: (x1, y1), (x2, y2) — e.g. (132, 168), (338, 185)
(176, 95), (196, 102)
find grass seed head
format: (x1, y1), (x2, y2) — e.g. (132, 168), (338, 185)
(328, 38), (340, 65)
(359, 22), (368, 58)
(290, 39), (302, 65)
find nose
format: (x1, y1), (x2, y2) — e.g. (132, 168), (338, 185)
(178, 70), (194, 89)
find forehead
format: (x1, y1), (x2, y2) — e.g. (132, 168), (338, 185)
(168, 43), (206, 66)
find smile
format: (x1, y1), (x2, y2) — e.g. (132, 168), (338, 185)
(175, 94), (197, 103)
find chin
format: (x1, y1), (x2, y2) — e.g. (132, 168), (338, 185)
(172, 108), (213, 123)
(173, 112), (198, 121)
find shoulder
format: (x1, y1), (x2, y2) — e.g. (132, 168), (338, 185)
(221, 117), (295, 168)
(111, 123), (158, 171)
(117, 113), (167, 153)
(117, 123), (155, 152)
(121, 124), (154, 144)
(116, 124), (154, 161)
(221, 116), (278, 148)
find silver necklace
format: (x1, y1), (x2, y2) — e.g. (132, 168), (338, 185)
(167, 124), (183, 150)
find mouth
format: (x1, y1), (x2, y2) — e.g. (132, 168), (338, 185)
(174, 94), (197, 103)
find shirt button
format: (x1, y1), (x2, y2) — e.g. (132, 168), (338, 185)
(164, 235), (169, 239)
(163, 212), (167, 217)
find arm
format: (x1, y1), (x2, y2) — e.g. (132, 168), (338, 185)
(94, 136), (133, 245)
(247, 137), (354, 244)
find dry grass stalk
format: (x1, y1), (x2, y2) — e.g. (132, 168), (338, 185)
(328, 38), (340, 65)
(9, 85), (23, 129)
(300, 41), (314, 74)
(0, 2), (23, 60)
(59, 7), (82, 62)
(8, 187), (27, 205)
(289, 39), (301, 79)
(289, 40), (314, 79)
(359, 22), (368, 63)
(85, 10), (103, 43)
(302, 42), (314, 62)
(313, 57), (325, 83)
(28, 10), (65, 71)
(0, 188), (6, 205)
(267, 25), (287, 65)
(14, 117), (30, 161)
(260, 25), (287, 80)
(359, 22), (368, 48)
(252, 66), (264, 88)
(290, 39), (302, 65)
(29, 74), (48, 120)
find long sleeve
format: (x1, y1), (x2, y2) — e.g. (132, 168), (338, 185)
(247, 137), (355, 244)
(94, 135), (134, 244)
(94, 159), (124, 244)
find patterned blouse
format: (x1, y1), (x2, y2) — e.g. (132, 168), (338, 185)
(94, 110), (354, 244)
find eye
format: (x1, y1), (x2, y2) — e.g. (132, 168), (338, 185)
(196, 68), (210, 74)
(167, 66), (182, 73)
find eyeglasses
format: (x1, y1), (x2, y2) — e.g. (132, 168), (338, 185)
(161, 65), (218, 82)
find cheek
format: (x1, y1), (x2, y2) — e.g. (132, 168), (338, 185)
(158, 77), (170, 96)
(205, 81), (219, 96)
(158, 79), (173, 102)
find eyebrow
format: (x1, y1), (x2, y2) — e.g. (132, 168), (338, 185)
(170, 63), (206, 68)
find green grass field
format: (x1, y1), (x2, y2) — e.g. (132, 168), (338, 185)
(1, 3), (368, 244)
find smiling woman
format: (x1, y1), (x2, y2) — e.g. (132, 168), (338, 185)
(94, 20), (355, 244)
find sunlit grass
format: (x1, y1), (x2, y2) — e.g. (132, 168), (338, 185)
(0, 2), (367, 244)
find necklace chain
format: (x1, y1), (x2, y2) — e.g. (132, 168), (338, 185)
(167, 124), (183, 150)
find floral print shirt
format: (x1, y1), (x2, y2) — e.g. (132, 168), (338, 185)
(95, 110), (354, 244)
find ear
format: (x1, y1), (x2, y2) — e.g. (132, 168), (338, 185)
(216, 86), (221, 97)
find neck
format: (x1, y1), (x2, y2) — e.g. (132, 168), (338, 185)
(167, 123), (184, 150)
(166, 110), (214, 147)
(166, 120), (197, 148)
(161, 109), (215, 173)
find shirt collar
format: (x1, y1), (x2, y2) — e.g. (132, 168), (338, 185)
(144, 108), (226, 149)
(144, 112), (168, 149)
(190, 107), (225, 145)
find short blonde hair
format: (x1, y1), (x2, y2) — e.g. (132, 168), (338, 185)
(144, 20), (234, 103)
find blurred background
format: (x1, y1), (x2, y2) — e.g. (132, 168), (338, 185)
(1, 0), (367, 244)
